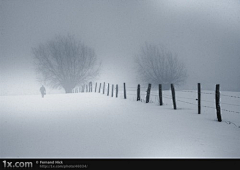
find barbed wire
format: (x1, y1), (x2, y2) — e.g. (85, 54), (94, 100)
(176, 99), (197, 106)
(93, 85), (240, 115)
(202, 105), (215, 109)
(153, 90), (240, 107)
(220, 102), (240, 107)
(201, 92), (215, 95)
(94, 91), (240, 130)
(137, 91), (240, 113)
(224, 121), (240, 128)
(162, 94), (240, 113)
(201, 105), (240, 115)
(175, 96), (197, 100)
(178, 90), (196, 93)
(220, 93), (240, 99)
(221, 108), (240, 114)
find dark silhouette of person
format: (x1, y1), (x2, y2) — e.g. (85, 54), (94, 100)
(40, 85), (46, 98)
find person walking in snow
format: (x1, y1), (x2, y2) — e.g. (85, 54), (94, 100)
(40, 85), (46, 98)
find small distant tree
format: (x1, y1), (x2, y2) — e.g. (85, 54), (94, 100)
(32, 35), (100, 93)
(135, 43), (187, 90)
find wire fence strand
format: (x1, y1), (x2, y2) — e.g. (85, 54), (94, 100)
(221, 93), (240, 99)
(77, 83), (240, 128)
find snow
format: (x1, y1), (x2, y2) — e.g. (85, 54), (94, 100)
(0, 90), (240, 158)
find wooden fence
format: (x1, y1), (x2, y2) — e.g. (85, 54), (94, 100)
(73, 82), (240, 126)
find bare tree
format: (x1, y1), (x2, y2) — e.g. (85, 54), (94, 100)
(135, 43), (187, 90)
(32, 35), (100, 93)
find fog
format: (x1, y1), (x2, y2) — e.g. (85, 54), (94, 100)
(1, 0), (240, 95)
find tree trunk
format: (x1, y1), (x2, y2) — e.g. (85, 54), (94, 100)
(162, 83), (170, 90)
(64, 87), (73, 93)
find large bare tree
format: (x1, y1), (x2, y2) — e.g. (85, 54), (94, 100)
(32, 35), (100, 93)
(135, 43), (187, 90)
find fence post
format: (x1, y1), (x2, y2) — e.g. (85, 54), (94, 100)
(159, 84), (163, 105)
(111, 84), (114, 97)
(116, 84), (118, 98)
(91, 82), (93, 92)
(99, 83), (101, 93)
(107, 83), (110, 96)
(123, 83), (127, 99)
(137, 84), (140, 101)
(103, 82), (105, 94)
(171, 84), (177, 110)
(95, 82), (97, 93)
(215, 84), (222, 122)
(89, 82), (91, 92)
(146, 83), (151, 103)
(198, 83), (201, 114)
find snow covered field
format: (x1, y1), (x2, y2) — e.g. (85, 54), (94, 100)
(0, 91), (240, 158)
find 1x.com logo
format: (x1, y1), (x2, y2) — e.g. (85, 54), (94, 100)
(2, 160), (33, 169)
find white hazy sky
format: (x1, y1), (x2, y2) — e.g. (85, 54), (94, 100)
(1, 0), (240, 95)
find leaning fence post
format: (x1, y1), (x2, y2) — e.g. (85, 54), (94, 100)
(198, 83), (201, 114)
(111, 84), (114, 97)
(89, 82), (90, 92)
(107, 83), (110, 96)
(91, 82), (92, 92)
(116, 84), (118, 98)
(146, 83), (151, 103)
(89, 82), (92, 92)
(123, 83), (127, 99)
(159, 84), (163, 105)
(215, 84), (222, 122)
(171, 84), (177, 110)
(95, 82), (97, 93)
(137, 84), (140, 101)
(99, 83), (101, 93)
(103, 82), (105, 94)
